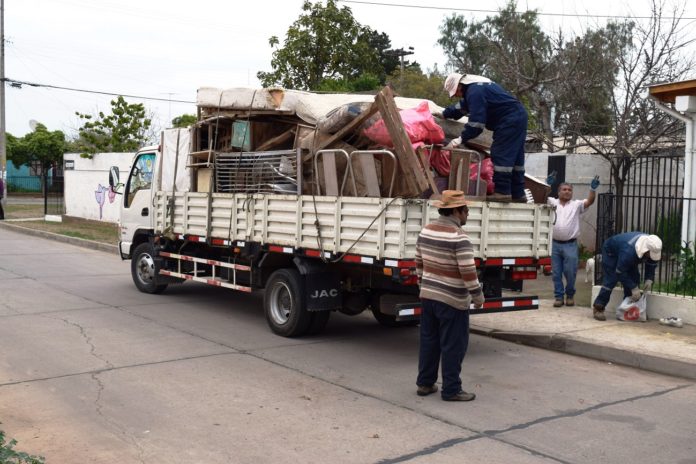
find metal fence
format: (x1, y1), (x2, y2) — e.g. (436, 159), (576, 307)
(44, 175), (64, 216)
(7, 176), (43, 193)
(595, 192), (696, 298)
(595, 153), (695, 298)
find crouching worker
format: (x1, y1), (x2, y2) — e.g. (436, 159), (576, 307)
(415, 190), (485, 401)
(591, 232), (662, 321)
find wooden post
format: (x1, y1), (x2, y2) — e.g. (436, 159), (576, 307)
(374, 87), (428, 196)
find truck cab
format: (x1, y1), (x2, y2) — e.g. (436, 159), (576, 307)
(111, 146), (159, 259)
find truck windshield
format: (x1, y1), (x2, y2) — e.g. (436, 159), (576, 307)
(125, 152), (156, 207)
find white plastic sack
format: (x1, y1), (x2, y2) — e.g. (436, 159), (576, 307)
(615, 295), (647, 322)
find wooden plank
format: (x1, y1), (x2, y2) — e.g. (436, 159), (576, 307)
(321, 153), (339, 195)
(417, 149), (440, 196)
(449, 150), (471, 192)
(315, 103), (379, 152)
(255, 127), (296, 151)
(374, 87), (428, 195)
(356, 154), (381, 197)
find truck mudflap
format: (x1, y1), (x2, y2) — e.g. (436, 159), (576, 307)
(395, 295), (539, 321)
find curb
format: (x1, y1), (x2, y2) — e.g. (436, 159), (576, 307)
(470, 326), (696, 381)
(0, 221), (118, 255)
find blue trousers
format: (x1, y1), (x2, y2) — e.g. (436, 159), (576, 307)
(491, 112), (527, 198)
(594, 246), (640, 307)
(552, 241), (579, 300)
(417, 299), (470, 398)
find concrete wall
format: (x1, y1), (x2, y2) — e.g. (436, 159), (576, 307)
(526, 152), (611, 252)
(63, 153), (133, 223)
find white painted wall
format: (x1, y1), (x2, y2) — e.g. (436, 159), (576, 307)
(525, 152), (611, 252)
(64, 153), (134, 223)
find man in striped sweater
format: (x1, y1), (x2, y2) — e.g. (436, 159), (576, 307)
(415, 190), (485, 402)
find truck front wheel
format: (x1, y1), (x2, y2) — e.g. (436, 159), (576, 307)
(131, 243), (168, 294)
(264, 269), (312, 337)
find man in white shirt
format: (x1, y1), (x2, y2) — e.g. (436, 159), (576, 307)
(547, 176), (599, 307)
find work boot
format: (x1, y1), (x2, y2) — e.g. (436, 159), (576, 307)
(443, 390), (476, 402)
(592, 304), (606, 321)
(565, 298), (575, 306)
(487, 192), (512, 202)
(553, 299), (564, 307)
(416, 385), (438, 396)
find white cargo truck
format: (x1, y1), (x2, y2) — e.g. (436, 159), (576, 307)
(110, 87), (553, 337)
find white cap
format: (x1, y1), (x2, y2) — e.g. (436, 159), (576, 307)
(635, 234), (662, 261)
(444, 73), (463, 97)
(444, 73), (492, 97)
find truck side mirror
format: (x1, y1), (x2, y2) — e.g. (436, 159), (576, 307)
(109, 166), (120, 188)
(109, 166), (124, 194)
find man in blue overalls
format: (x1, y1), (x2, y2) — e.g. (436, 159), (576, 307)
(592, 232), (662, 321)
(440, 73), (529, 202)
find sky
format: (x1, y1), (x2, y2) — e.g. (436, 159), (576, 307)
(5, 0), (696, 138)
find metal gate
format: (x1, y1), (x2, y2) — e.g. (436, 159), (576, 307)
(594, 154), (695, 296)
(44, 174), (64, 216)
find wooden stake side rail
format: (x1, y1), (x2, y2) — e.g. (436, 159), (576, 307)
(155, 192), (554, 261)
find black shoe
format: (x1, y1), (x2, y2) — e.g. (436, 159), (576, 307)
(442, 390), (476, 401)
(416, 384), (438, 396)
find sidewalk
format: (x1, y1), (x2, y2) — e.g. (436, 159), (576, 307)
(1, 219), (694, 380)
(471, 300), (696, 380)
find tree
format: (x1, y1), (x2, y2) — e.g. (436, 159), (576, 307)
(74, 96), (153, 157)
(576, 0), (694, 226)
(257, 0), (391, 90)
(385, 65), (450, 107)
(172, 114), (197, 128)
(437, 1), (626, 150)
(7, 123), (66, 177)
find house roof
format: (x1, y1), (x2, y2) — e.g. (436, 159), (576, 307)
(648, 79), (696, 103)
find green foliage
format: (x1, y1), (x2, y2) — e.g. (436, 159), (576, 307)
(315, 73), (381, 93)
(171, 114), (197, 128)
(656, 209), (682, 256)
(0, 430), (45, 464)
(6, 124), (67, 175)
(74, 96), (152, 158)
(386, 66), (450, 107)
(257, 0), (390, 90)
(436, 0), (631, 144)
(655, 242), (696, 296)
(578, 244), (594, 261)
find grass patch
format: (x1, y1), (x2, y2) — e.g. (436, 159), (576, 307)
(4, 204), (44, 220)
(8, 216), (119, 245)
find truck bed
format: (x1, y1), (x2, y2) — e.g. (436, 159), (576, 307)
(154, 192), (553, 261)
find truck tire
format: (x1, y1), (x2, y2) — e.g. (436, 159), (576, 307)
(131, 243), (168, 294)
(371, 308), (419, 328)
(264, 269), (312, 337)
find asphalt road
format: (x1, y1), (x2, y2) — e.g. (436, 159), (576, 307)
(1, 227), (695, 464)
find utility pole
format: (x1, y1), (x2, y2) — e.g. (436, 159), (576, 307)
(388, 47), (414, 93)
(0, 0), (6, 220)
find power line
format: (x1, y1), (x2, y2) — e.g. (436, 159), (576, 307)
(2, 78), (195, 104)
(338, 0), (696, 20)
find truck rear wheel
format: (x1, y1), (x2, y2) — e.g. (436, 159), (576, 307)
(131, 243), (168, 294)
(264, 269), (312, 337)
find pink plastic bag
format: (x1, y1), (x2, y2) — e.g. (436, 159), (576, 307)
(470, 158), (495, 194)
(364, 101), (445, 147)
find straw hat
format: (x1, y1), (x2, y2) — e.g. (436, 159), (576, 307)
(432, 190), (468, 209)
